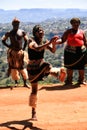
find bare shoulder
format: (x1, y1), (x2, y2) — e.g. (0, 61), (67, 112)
(28, 37), (37, 49)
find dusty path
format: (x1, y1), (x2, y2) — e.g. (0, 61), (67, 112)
(0, 83), (87, 130)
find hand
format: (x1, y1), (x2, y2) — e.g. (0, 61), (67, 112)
(45, 39), (49, 44)
(50, 36), (59, 44)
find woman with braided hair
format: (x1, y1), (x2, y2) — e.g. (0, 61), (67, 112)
(27, 25), (66, 120)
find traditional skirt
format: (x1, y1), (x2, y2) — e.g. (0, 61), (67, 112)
(7, 49), (29, 69)
(7, 49), (29, 80)
(64, 45), (87, 69)
(11, 68), (28, 80)
(27, 59), (51, 83)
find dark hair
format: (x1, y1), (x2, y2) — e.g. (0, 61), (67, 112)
(12, 17), (20, 25)
(70, 17), (81, 25)
(33, 25), (43, 36)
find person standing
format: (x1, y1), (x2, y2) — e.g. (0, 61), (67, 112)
(27, 25), (66, 120)
(56, 17), (87, 85)
(2, 17), (30, 89)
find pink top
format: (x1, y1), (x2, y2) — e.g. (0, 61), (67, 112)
(67, 29), (84, 47)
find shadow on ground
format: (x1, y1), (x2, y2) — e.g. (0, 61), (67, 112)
(39, 83), (80, 91)
(0, 119), (45, 130)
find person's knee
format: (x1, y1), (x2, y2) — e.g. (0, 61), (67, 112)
(11, 69), (20, 80)
(20, 68), (28, 79)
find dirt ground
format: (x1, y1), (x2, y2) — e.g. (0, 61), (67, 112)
(0, 83), (87, 130)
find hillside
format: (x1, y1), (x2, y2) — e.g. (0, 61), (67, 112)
(0, 8), (87, 23)
(0, 17), (87, 86)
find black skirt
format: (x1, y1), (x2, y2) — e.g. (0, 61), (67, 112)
(64, 45), (87, 70)
(27, 60), (51, 83)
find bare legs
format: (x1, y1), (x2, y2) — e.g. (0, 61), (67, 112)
(65, 69), (73, 85)
(50, 67), (66, 82)
(78, 70), (85, 84)
(29, 67), (66, 120)
(29, 83), (38, 120)
(65, 69), (86, 85)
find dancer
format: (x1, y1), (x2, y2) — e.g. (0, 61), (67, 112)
(27, 25), (66, 120)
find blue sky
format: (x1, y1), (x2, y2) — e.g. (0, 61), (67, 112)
(0, 0), (87, 10)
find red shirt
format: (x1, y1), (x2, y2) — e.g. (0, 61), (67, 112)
(67, 29), (84, 47)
